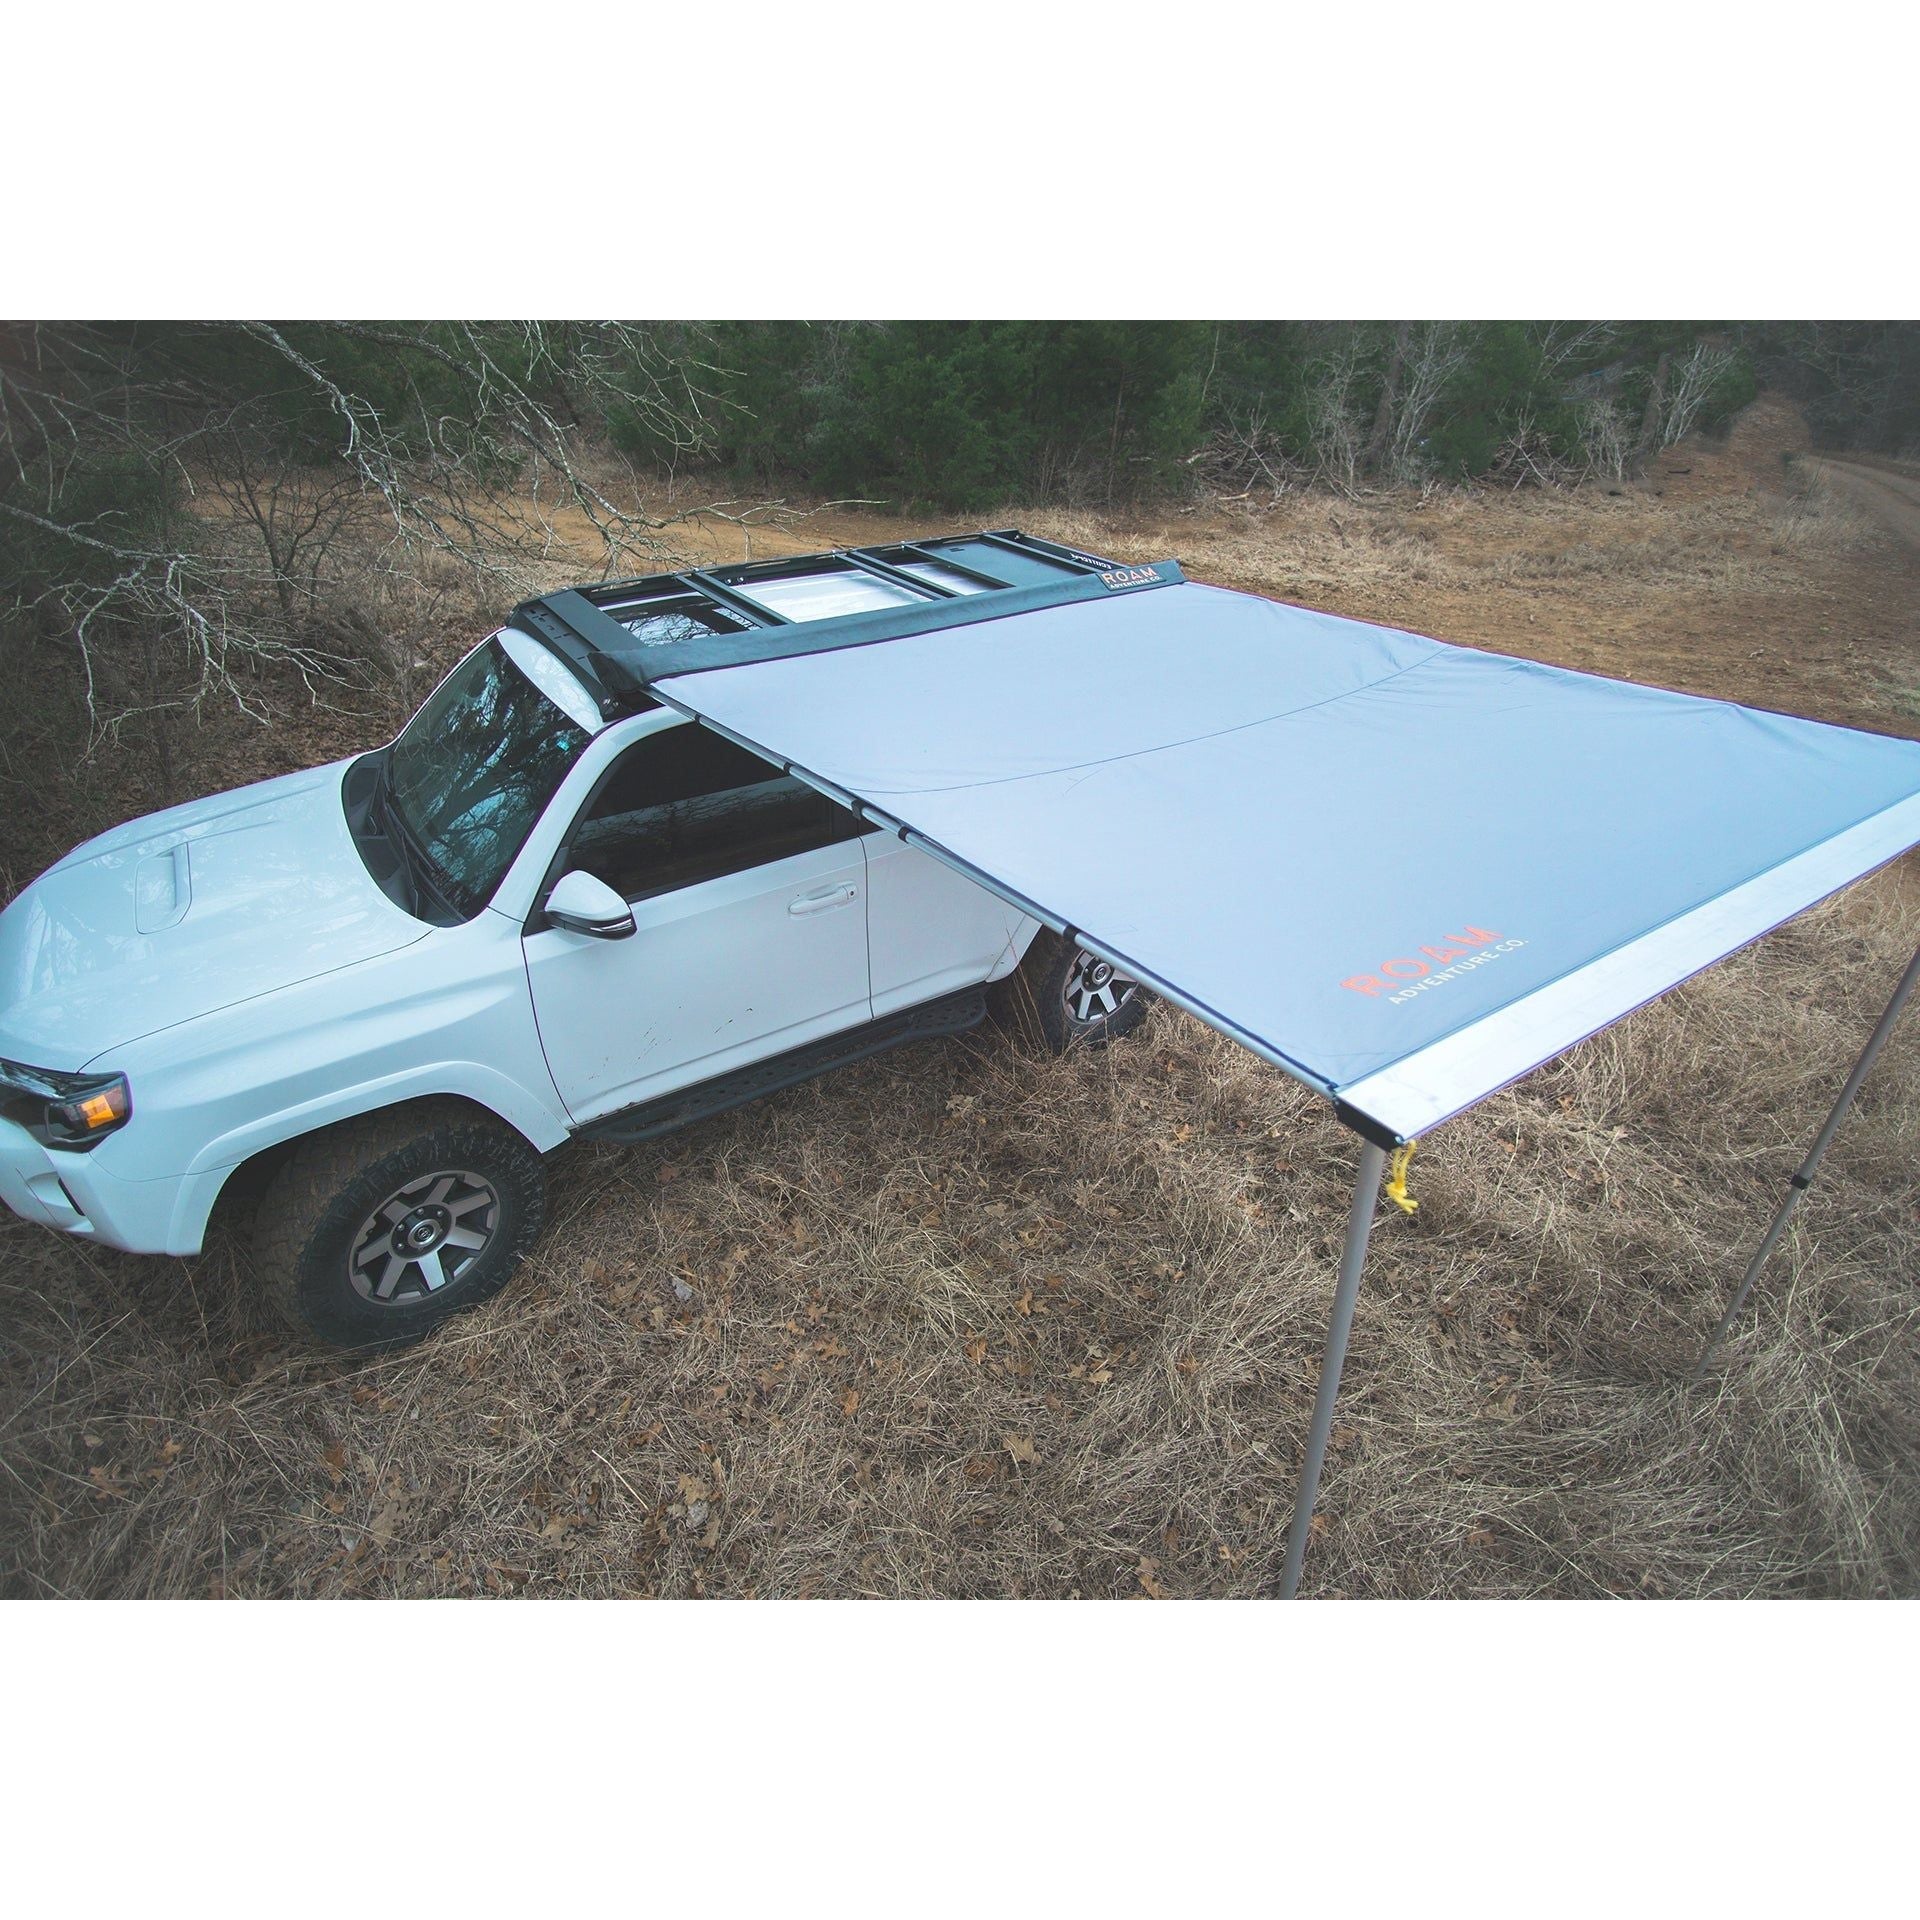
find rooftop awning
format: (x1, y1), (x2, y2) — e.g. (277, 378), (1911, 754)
(648, 579), (1920, 1143)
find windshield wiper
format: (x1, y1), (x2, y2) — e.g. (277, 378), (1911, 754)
(369, 753), (422, 915)
(377, 754), (467, 922)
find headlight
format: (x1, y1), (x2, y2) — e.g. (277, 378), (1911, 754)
(0, 1059), (133, 1149)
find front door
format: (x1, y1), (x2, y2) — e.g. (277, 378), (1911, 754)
(523, 722), (873, 1125)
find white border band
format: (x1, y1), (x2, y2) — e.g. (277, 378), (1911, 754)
(1341, 792), (1920, 1139)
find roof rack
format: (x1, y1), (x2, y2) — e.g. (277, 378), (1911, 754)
(509, 529), (1184, 717)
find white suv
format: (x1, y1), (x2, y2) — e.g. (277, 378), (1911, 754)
(0, 534), (1152, 1346)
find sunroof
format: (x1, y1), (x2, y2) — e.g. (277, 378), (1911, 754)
(735, 570), (931, 623)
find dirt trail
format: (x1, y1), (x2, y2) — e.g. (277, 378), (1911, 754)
(1812, 457), (1920, 548)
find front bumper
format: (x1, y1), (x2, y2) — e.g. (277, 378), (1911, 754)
(0, 1115), (205, 1255)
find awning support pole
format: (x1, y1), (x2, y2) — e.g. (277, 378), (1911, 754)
(1279, 1139), (1389, 1598)
(1694, 942), (1920, 1382)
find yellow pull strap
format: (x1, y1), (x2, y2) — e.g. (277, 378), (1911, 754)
(1384, 1139), (1420, 1215)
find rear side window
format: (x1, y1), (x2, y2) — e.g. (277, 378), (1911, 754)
(565, 725), (866, 901)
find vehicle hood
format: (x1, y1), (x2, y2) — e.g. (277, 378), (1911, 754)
(0, 759), (427, 1069)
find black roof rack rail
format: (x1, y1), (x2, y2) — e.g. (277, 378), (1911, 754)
(680, 570), (788, 627)
(508, 530), (1184, 715)
(975, 529), (1116, 572)
(891, 541), (1011, 591)
(837, 548), (965, 598)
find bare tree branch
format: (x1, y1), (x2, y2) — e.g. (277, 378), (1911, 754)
(0, 321), (768, 746)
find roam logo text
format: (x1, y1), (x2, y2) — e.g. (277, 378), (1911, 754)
(1340, 927), (1528, 1005)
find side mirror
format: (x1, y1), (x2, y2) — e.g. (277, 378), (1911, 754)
(545, 870), (636, 940)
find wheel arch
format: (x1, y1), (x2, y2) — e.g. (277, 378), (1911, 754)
(168, 1072), (567, 1256)
(245, 1093), (549, 1347)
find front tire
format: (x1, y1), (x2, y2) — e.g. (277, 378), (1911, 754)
(252, 1101), (546, 1349)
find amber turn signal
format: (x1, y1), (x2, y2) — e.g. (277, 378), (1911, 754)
(47, 1075), (132, 1144)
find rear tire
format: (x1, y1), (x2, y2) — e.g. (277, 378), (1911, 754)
(252, 1101), (546, 1349)
(994, 930), (1153, 1056)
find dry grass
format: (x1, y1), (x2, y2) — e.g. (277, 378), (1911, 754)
(4, 408), (1919, 1599)
(3, 888), (1915, 1599)
(1027, 464), (1879, 609)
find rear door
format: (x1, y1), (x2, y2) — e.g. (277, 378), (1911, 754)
(863, 835), (1027, 1018)
(523, 722), (873, 1125)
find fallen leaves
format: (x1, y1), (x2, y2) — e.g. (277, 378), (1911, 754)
(1002, 1433), (1040, 1466)
(368, 1492), (408, 1549)
(1067, 1349), (1117, 1386)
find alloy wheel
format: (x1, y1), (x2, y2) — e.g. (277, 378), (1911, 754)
(1063, 947), (1140, 1025)
(347, 1169), (500, 1305)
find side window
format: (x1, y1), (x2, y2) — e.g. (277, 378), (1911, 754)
(565, 724), (867, 902)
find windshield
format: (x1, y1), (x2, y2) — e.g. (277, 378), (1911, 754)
(387, 638), (590, 916)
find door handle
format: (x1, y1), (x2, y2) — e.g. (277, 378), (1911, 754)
(789, 883), (859, 916)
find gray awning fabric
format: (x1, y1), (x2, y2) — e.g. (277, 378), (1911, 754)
(654, 580), (1920, 1140)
